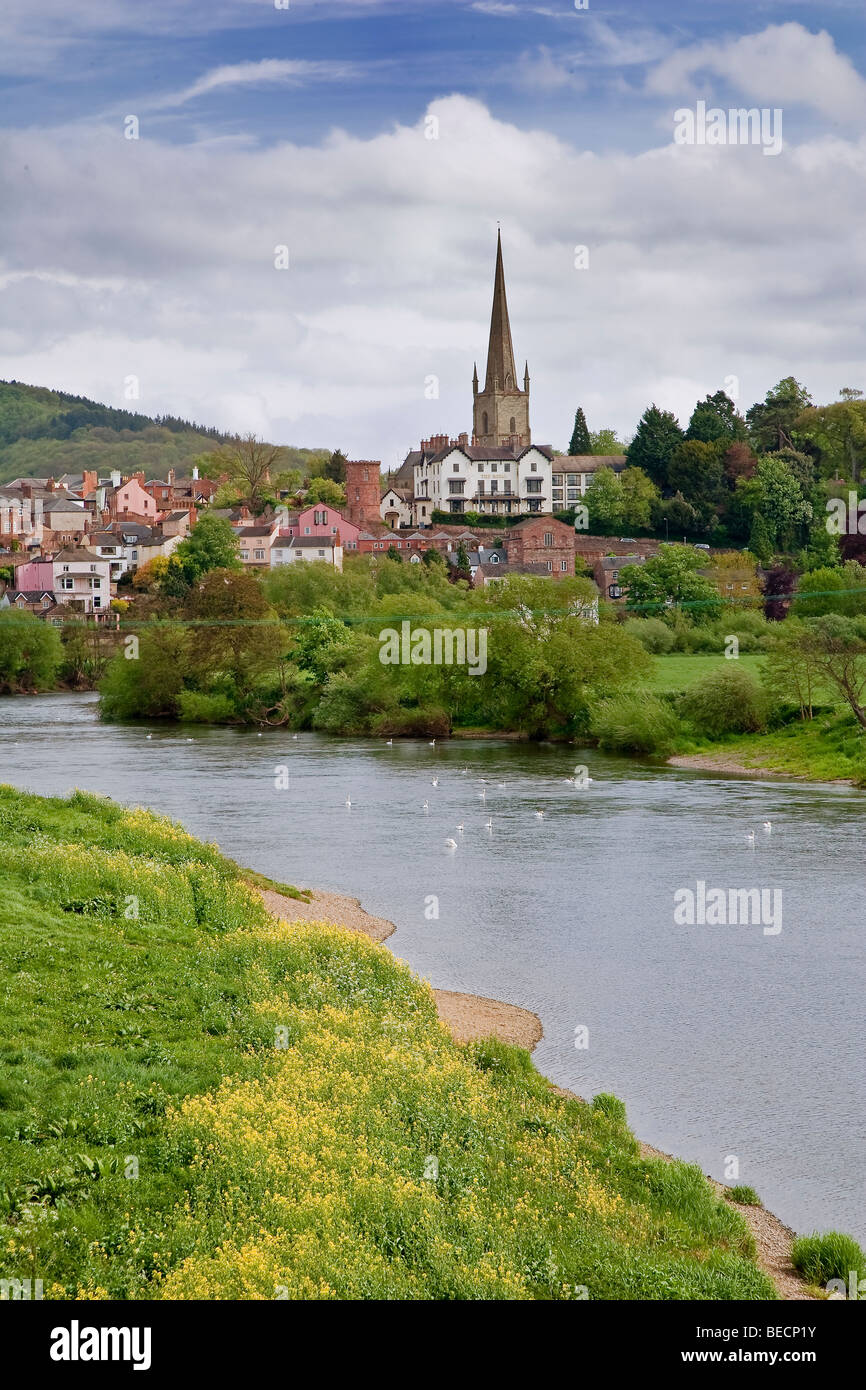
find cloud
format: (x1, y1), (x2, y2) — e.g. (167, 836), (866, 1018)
(152, 59), (364, 110)
(646, 22), (866, 122)
(1, 94), (865, 468)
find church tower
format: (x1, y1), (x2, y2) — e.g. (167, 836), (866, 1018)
(472, 231), (531, 449)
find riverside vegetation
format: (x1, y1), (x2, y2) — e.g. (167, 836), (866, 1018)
(0, 785), (796, 1300)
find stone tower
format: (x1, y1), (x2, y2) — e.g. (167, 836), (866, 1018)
(472, 231), (531, 449)
(344, 459), (381, 528)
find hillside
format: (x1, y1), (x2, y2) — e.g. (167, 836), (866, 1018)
(0, 785), (777, 1300)
(0, 381), (326, 485)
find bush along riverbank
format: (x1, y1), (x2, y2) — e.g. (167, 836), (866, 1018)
(0, 784), (813, 1301)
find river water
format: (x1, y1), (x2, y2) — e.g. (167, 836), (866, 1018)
(1, 691), (864, 1245)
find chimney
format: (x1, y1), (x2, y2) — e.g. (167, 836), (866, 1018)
(167, 468), (176, 486)
(110, 469), (121, 487)
(192, 465), (199, 481)
(82, 469), (98, 497)
(458, 432), (469, 448)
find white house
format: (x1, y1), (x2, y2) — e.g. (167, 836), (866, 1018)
(270, 535), (343, 571)
(408, 442), (554, 522)
(51, 547), (112, 614)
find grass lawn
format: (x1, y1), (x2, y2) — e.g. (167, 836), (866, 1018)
(0, 784), (777, 1301)
(639, 653), (767, 694)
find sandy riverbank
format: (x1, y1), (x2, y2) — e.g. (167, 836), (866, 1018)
(668, 751), (853, 784)
(257, 886), (543, 1050)
(256, 883), (815, 1301)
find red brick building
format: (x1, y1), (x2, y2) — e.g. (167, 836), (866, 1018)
(344, 460), (382, 529)
(503, 517), (575, 577)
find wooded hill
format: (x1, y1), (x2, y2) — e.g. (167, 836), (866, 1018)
(0, 381), (324, 485)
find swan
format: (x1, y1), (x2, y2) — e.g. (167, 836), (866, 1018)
(431, 777), (439, 787)
(146, 734), (152, 740)
(535, 809), (544, 819)
(422, 800), (429, 812)
(484, 818), (493, 830)
(457, 824), (464, 833)
(445, 838), (458, 850)
(763, 821), (772, 832)
(345, 796), (352, 808)
(386, 739), (393, 746)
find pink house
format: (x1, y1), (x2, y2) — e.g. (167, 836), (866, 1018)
(12, 560), (54, 591)
(296, 504), (360, 551)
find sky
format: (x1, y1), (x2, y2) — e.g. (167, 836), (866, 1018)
(1, 0), (865, 470)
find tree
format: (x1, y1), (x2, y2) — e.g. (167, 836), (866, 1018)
(667, 440), (727, 517)
(763, 620), (818, 720)
(568, 407), (591, 455)
(421, 546), (446, 568)
(652, 491), (702, 539)
(797, 615), (866, 728)
(724, 441), (758, 483)
(0, 610), (63, 692)
(626, 405), (684, 488)
(746, 377), (811, 453)
(795, 398), (866, 483)
(751, 457), (813, 549)
(304, 476), (346, 507)
(452, 541), (472, 583)
(183, 569), (282, 696)
(748, 511), (773, 566)
(620, 467), (660, 531)
(199, 433), (290, 508)
(583, 467), (624, 531)
(790, 567), (848, 618)
(324, 449), (348, 484)
(386, 544), (402, 563)
(761, 564), (796, 622)
(174, 514), (241, 582)
(619, 544), (722, 622)
(589, 428), (627, 455)
(686, 391), (747, 445)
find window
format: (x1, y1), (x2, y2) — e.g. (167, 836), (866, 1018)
(448, 480), (465, 495)
(61, 576), (74, 590)
(304, 526), (310, 535)
(561, 560), (568, 572)
(491, 461), (497, 473)
(544, 531), (553, 547)
(741, 583), (749, 591)
(546, 560), (553, 572)
(530, 459), (537, 472)
(254, 549), (265, 561)
(503, 462), (510, 473)
(477, 462), (483, 472)
(318, 549), (325, 558)
(490, 481), (498, 494)
(482, 411), (488, 435)
(510, 417), (516, 434)
(526, 479), (542, 494)
(93, 596), (102, 609)
(503, 482), (512, 495)
(131, 550), (138, 560)
(90, 577), (101, 589)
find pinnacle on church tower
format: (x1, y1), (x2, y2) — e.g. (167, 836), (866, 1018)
(472, 231), (531, 448)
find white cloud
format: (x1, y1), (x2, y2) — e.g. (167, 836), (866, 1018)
(1, 93), (865, 467)
(152, 59), (364, 110)
(646, 22), (866, 122)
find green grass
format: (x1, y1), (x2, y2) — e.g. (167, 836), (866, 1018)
(791, 1232), (866, 1287)
(0, 785), (778, 1300)
(638, 653), (767, 694)
(726, 1186), (762, 1207)
(678, 710), (866, 784)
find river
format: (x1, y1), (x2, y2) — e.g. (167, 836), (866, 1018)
(2, 690), (864, 1245)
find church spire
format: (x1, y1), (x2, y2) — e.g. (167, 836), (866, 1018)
(483, 229), (518, 393)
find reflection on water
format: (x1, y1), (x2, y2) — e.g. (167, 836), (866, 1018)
(2, 691), (864, 1243)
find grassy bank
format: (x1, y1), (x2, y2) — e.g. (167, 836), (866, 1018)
(638, 653), (766, 694)
(0, 785), (778, 1300)
(674, 710), (866, 783)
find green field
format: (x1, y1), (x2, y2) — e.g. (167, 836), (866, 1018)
(639, 653), (767, 693)
(0, 785), (777, 1300)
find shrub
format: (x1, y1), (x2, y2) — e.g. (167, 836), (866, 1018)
(791, 1231), (866, 1286)
(177, 690), (237, 724)
(726, 1185), (762, 1207)
(592, 692), (682, 756)
(679, 667), (768, 737)
(622, 617), (674, 654)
